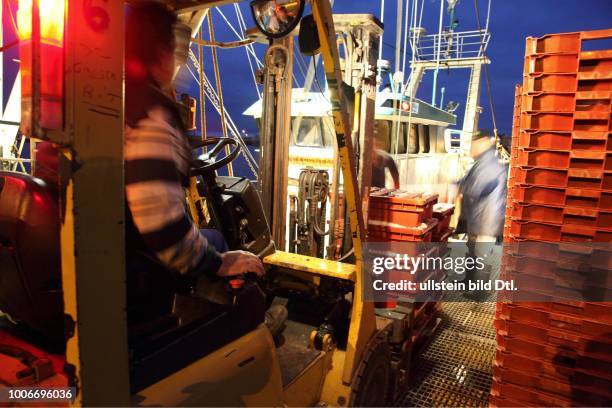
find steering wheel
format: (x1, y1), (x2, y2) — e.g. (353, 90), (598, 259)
(190, 137), (240, 176)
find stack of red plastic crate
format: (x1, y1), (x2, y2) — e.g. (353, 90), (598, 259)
(368, 188), (447, 338)
(492, 29), (612, 407)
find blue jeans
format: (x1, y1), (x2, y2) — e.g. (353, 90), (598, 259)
(200, 229), (229, 253)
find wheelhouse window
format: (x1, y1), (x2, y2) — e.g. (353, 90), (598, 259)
(292, 117), (326, 147)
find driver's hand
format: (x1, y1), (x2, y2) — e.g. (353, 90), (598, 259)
(217, 250), (265, 277)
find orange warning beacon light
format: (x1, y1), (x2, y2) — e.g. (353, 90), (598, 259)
(18, 0), (65, 137)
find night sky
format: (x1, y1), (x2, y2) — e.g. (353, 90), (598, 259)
(2, 1), (611, 146)
(174, 0), (612, 141)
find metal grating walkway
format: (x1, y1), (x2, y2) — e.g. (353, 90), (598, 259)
(396, 301), (497, 407)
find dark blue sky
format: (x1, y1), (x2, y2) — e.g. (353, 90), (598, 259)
(175, 0), (612, 139)
(2, 1), (611, 138)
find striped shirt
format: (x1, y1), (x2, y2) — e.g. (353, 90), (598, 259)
(125, 81), (221, 276)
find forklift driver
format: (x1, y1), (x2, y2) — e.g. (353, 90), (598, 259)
(123, 0), (295, 339)
(125, 1), (264, 283)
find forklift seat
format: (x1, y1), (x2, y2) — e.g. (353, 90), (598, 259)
(0, 172), (63, 342)
(0, 171), (266, 387)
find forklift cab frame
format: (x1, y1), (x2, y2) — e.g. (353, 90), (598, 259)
(0, 0), (388, 406)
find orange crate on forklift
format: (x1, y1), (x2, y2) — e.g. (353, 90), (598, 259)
(368, 217), (438, 242)
(369, 189), (438, 228)
(432, 203), (454, 236)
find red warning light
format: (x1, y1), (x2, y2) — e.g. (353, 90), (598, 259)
(18, 0), (65, 137)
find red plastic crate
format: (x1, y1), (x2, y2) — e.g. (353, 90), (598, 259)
(521, 93), (576, 112)
(512, 185), (608, 209)
(523, 73), (577, 93)
(524, 54), (579, 74)
(494, 331), (612, 377)
(432, 202), (454, 235)
(503, 242), (612, 269)
(493, 365), (612, 404)
(509, 219), (602, 241)
(495, 348), (612, 381)
(577, 77), (612, 91)
(368, 217), (438, 242)
(572, 131), (610, 151)
(496, 304), (612, 341)
(576, 90), (612, 100)
(525, 33), (581, 55)
(491, 380), (573, 407)
(515, 148), (570, 168)
(510, 202), (599, 227)
(496, 302), (612, 336)
(433, 228), (453, 243)
(518, 130), (572, 149)
(369, 189), (437, 228)
(501, 301), (612, 325)
(504, 268), (612, 300)
(573, 150), (609, 169)
(579, 53), (612, 75)
(578, 69), (612, 81)
(605, 153), (612, 170)
(516, 130), (612, 151)
(488, 394), (528, 408)
(512, 166), (605, 189)
(574, 119), (610, 133)
(504, 251), (588, 275)
(521, 111), (575, 131)
(575, 98), (612, 112)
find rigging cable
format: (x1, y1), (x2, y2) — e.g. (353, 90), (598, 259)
(207, 11), (233, 176)
(216, 7), (263, 68)
(418, 0), (425, 33)
(392, 0), (411, 157)
(472, 0), (498, 139)
(402, 0), (420, 187)
(378, 0), (385, 63)
(233, 3), (262, 99)
(293, 43), (310, 86)
(187, 51), (259, 177)
(198, 18), (207, 144)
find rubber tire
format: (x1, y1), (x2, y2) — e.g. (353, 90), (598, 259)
(349, 334), (392, 407)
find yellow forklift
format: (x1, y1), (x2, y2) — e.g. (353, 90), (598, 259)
(0, 0), (419, 406)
